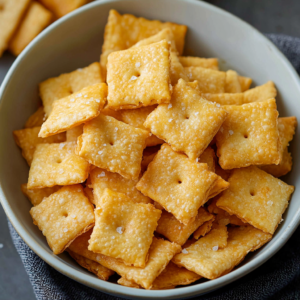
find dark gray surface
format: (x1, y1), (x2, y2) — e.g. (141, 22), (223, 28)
(0, 1), (300, 300)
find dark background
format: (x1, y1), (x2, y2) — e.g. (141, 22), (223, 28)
(0, 0), (299, 299)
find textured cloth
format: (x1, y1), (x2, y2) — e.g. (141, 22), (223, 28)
(8, 34), (300, 300)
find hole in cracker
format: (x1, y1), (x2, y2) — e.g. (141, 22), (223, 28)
(62, 213), (68, 218)
(244, 134), (248, 138)
(185, 116), (189, 120)
(110, 142), (114, 146)
(178, 180), (182, 184)
(250, 191), (255, 196)
(56, 158), (62, 163)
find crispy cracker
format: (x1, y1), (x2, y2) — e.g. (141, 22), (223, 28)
(39, 83), (107, 138)
(25, 107), (46, 128)
(156, 208), (214, 245)
(69, 232), (181, 289)
(179, 56), (219, 70)
(66, 125), (83, 142)
(136, 144), (219, 224)
(40, 62), (104, 116)
(116, 106), (163, 147)
(225, 70), (242, 93)
(239, 76), (252, 91)
(39, 0), (90, 18)
(277, 116), (297, 149)
(0, 0), (30, 57)
(185, 67), (226, 93)
(67, 250), (114, 281)
(207, 177), (230, 199)
(173, 226), (271, 279)
(21, 183), (60, 206)
(193, 219), (214, 239)
(76, 114), (148, 180)
(30, 185), (95, 254)
(13, 126), (66, 166)
(88, 189), (161, 267)
(28, 142), (89, 189)
(117, 277), (141, 289)
(107, 40), (171, 109)
(144, 79), (228, 160)
(169, 52), (190, 85)
(216, 166), (295, 234)
(199, 147), (216, 172)
(100, 9), (187, 69)
(9, 2), (52, 56)
(90, 167), (151, 206)
(216, 99), (281, 169)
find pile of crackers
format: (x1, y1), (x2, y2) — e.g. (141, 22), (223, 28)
(0, 0), (92, 57)
(14, 10), (297, 290)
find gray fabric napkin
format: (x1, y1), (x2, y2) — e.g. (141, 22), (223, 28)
(7, 34), (300, 300)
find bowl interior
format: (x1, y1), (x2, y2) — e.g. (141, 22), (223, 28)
(0, 0), (300, 299)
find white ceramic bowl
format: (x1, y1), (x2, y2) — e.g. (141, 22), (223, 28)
(1, 0), (299, 299)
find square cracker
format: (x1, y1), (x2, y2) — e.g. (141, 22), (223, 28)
(40, 62), (104, 116)
(67, 250), (114, 281)
(156, 208), (214, 245)
(39, 83), (107, 138)
(28, 142), (89, 189)
(173, 225), (272, 279)
(25, 107), (46, 128)
(0, 0), (30, 57)
(216, 166), (294, 234)
(100, 9), (187, 69)
(179, 56), (219, 70)
(225, 70), (242, 93)
(107, 40), (171, 110)
(76, 114), (148, 180)
(9, 2), (53, 56)
(39, 0), (90, 18)
(185, 67), (226, 93)
(90, 167), (151, 206)
(136, 144), (219, 224)
(144, 79), (228, 160)
(13, 126), (66, 166)
(216, 99), (281, 169)
(69, 232), (181, 289)
(88, 189), (161, 267)
(30, 185), (95, 254)
(66, 125), (83, 142)
(116, 105), (163, 147)
(21, 183), (60, 206)
(193, 219), (214, 239)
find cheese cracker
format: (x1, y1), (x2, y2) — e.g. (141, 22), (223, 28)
(25, 107), (46, 128)
(179, 56), (219, 70)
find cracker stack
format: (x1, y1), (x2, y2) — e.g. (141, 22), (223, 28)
(14, 10), (296, 290)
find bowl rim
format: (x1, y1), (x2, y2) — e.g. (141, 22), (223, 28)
(1, 0), (300, 298)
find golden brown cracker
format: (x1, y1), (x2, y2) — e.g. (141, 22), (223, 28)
(25, 107), (46, 128)
(107, 41), (171, 109)
(179, 56), (219, 70)
(239, 76), (252, 91)
(277, 116), (297, 149)
(193, 219), (214, 239)
(39, 83), (107, 138)
(76, 114), (148, 180)
(40, 62), (104, 116)
(173, 226), (271, 279)
(30, 185), (95, 254)
(216, 166), (295, 234)
(66, 125), (83, 142)
(225, 70), (242, 93)
(9, 2), (52, 56)
(216, 99), (281, 169)
(88, 189), (161, 267)
(28, 142), (89, 189)
(243, 81), (277, 103)
(198, 147), (216, 172)
(136, 144), (219, 225)
(13, 126), (66, 166)
(169, 51), (190, 85)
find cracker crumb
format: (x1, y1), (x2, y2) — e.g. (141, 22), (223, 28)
(116, 226), (123, 234)
(212, 246), (218, 251)
(182, 248), (188, 254)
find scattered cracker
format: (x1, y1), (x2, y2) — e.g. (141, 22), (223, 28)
(107, 40), (171, 109)
(156, 208), (214, 245)
(76, 114), (148, 180)
(13, 126), (66, 166)
(216, 99), (281, 169)
(225, 70), (242, 93)
(144, 79), (228, 160)
(39, 83), (107, 138)
(136, 144), (219, 224)
(88, 189), (161, 267)
(90, 167), (151, 206)
(67, 250), (114, 281)
(216, 166), (295, 234)
(100, 9), (187, 69)
(25, 107), (46, 128)
(243, 81), (277, 103)
(40, 62), (104, 116)
(30, 185), (94, 254)
(179, 56), (219, 70)
(21, 183), (60, 206)
(0, 0), (30, 57)
(172, 225), (271, 279)
(9, 2), (52, 56)
(28, 142), (89, 189)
